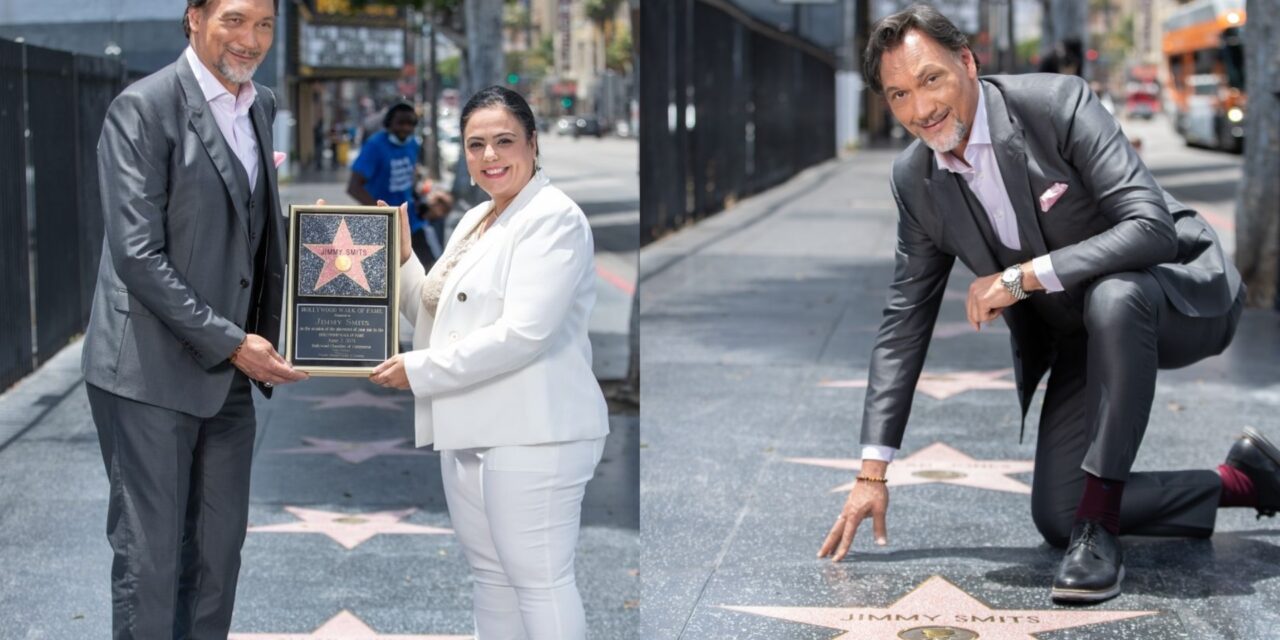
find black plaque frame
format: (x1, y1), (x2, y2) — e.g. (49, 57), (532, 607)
(285, 204), (400, 376)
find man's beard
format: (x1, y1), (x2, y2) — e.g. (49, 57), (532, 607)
(215, 51), (261, 84)
(920, 116), (969, 154)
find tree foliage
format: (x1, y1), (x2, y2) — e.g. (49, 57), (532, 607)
(606, 26), (632, 74)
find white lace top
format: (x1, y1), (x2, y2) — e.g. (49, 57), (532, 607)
(420, 211), (491, 317)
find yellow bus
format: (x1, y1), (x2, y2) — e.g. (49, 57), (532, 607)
(1162, 0), (1246, 151)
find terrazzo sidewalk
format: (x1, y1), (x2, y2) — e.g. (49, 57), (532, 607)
(639, 130), (1280, 639)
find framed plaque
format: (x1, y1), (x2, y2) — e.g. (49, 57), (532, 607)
(285, 204), (400, 376)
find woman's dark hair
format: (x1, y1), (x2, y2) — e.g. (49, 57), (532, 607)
(383, 101), (417, 129)
(460, 86), (538, 153)
(862, 4), (980, 95)
(184, 0), (279, 39)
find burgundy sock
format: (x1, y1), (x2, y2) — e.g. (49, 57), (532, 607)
(1218, 464), (1257, 507)
(1075, 474), (1124, 535)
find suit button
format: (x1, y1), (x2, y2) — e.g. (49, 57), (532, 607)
(457, 292), (467, 302)
(240, 278), (249, 288)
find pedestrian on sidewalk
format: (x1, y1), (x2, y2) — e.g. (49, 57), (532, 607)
(369, 86), (609, 640)
(348, 101), (452, 270)
(81, 0), (307, 637)
(820, 4), (1277, 605)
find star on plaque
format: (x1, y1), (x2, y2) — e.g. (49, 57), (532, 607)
(723, 575), (1157, 639)
(303, 217), (384, 292)
(272, 437), (434, 464)
(229, 610), (471, 639)
(294, 389), (410, 411)
(787, 442), (1034, 494)
(820, 368), (1016, 400)
(248, 507), (452, 550)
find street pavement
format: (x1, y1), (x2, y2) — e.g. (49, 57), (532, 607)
(640, 115), (1280, 639)
(0, 137), (638, 638)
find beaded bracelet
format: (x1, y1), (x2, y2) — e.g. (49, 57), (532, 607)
(856, 475), (888, 484)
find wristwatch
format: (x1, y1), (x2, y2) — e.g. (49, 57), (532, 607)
(1000, 265), (1029, 301)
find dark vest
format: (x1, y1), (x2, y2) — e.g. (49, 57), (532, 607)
(953, 174), (1084, 335)
(227, 149), (270, 329)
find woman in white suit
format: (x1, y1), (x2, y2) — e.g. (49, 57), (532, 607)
(370, 86), (609, 639)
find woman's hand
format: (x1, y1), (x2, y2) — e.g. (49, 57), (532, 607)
(370, 354), (411, 390)
(377, 199), (412, 265)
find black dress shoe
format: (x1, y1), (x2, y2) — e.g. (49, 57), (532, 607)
(1051, 519), (1124, 603)
(1225, 426), (1280, 518)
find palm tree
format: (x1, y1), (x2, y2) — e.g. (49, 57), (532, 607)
(584, 0), (624, 73)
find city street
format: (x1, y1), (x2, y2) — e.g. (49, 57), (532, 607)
(0, 137), (638, 638)
(639, 116), (1280, 639)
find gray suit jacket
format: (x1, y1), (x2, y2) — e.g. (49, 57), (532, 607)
(82, 53), (286, 418)
(861, 74), (1241, 449)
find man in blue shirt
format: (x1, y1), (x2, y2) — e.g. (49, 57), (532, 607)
(348, 102), (448, 266)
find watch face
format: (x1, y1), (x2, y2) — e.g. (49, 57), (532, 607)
(1002, 268), (1019, 284)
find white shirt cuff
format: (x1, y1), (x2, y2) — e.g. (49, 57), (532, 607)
(860, 445), (897, 463)
(1031, 254), (1065, 293)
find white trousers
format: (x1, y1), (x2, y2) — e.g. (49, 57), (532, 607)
(441, 437), (605, 640)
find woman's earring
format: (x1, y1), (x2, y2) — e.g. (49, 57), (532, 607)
(470, 175), (475, 187)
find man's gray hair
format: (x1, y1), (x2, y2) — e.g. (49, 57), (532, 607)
(863, 3), (980, 95)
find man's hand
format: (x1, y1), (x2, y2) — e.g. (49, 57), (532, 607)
(370, 354), (411, 390)
(966, 272), (1014, 330)
(377, 199), (412, 265)
(818, 460), (890, 562)
(965, 262), (1042, 331)
(230, 334), (308, 385)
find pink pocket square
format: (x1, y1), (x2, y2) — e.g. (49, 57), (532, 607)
(1039, 182), (1068, 213)
(273, 151), (287, 169)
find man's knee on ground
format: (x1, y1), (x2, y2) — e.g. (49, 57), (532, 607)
(1031, 500), (1074, 548)
(1084, 273), (1157, 332)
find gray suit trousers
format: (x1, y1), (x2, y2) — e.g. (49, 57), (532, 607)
(1030, 271), (1244, 546)
(88, 374), (255, 640)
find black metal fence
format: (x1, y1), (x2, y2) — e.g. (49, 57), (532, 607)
(0, 39), (125, 390)
(640, 0), (836, 244)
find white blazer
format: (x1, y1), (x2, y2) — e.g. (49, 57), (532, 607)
(397, 171), (610, 450)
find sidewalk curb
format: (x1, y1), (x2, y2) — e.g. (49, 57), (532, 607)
(638, 156), (853, 283)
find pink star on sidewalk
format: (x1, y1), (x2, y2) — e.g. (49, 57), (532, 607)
(248, 507), (452, 550)
(294, 389), (410, 411)
(229, 610), (471, 639)
(854, 321), (1008, 339)
(820, 368), (1017, 400)
(723, 575), (1156, 639)
(272, 437), (433, 464)
(932, 321), (1009, 339)
(787, 442), (1034, 494)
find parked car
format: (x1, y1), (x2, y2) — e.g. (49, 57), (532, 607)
(1124, 81), (1160, 120)
(573, 115), (603, 138)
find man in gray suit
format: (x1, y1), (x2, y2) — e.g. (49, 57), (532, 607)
(819, 5), (1280, 603)
(82, 0), (306, 636)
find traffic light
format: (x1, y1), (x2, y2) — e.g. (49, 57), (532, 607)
(507, 72), (520, 85)
(561, 96), (574, 109)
